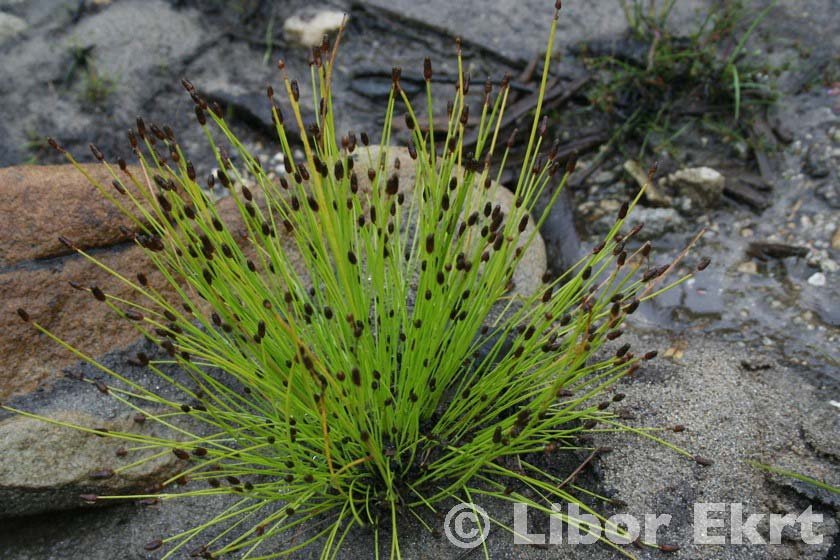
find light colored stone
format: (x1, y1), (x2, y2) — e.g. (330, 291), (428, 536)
(737, 261), (758, 275)
(667, 166), (725, 210)
(625, 207), (685, 240)
(807, 272), (826, 286)
(0, 11), (26, 44)
(283, 9), (345, 47)
(0, 411), (185, 518)
(592, 169), (616, 185)
(66, 0), (204, 108)
(832, 226), (840, 250)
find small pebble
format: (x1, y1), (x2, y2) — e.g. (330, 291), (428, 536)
(807, 272), (826, 287)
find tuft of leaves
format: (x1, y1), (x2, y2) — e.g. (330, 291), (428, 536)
(584, 0), (778, 159)
(7, 5), (707, 559)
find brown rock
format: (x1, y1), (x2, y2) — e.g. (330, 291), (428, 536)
(1, 244), (160, 400)
(0, 165), (300, 400)
(0, 410), (185, 518)
(0, 164), (148, 266)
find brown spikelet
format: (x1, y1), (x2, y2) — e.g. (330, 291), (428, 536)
(385, 174), (399, 196)
(47, 137), (64, 152)
(89, 468), (115, 480)
(58, 236), (76, 250)
(618, 201), (629, 220)
(423, 57), (432, 81)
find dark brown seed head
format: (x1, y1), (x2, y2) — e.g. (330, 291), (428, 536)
(647, 161), (659, 182)
(492, 426), (503, 444)
(89, 143), (104, 161)
(16, 308), (30, 322)
(500, 73), (511, 90)
(618, 201), (629, 220)
(385, 174), (399, 196)
(144, 540), (164, 552)
(47, 137), (64, 152)
(627, 223), (644, 238)
(89, 468), (115, 480)
(606, 330), (623, 341)
(307, 195), (320, 212)
(560, 151), (577, 175)
(506, 127), (518, 149)
(150, 123), (166, 141)
(697, 257), (711, 271)
(423, 57), (432, 81)
(58, 236), (76, 250)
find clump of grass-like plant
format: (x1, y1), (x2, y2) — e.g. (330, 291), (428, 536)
(8, 4), (709, 558)
(585, 0), (777, 159)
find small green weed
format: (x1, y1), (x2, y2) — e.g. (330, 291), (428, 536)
(750, 462), (840, 495)
(64, 43), (117, 105)
(584, 0), (778, 159)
